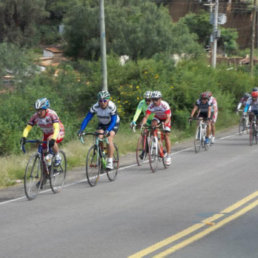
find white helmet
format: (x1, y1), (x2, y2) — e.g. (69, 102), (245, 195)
(35, 98), (50, 110)
(143, 91), (152, 99)
(151, 91), (162, 98)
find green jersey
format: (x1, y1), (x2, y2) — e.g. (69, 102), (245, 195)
(133, 99), (154, 124)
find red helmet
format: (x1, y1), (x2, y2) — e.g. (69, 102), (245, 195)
(201, 92), (209, 99)
(251, 91), (258, 98)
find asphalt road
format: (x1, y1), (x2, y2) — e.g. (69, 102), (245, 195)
(1, 127), (258, 258)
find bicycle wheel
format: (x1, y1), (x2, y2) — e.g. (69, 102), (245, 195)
(159, 141), (168, 169)
(107, 144), (119, 181)
(194, 126), (201, 153)
(24, 154), (42, 200)
(136, 134), (148, 166)
(239, 117), (246, 135)
(49, 151), (67, 194)
(86, 145), (100, 186)
(249, 124), (255, 146)
(148, 136), (159, 173)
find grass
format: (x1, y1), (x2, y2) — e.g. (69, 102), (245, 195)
(0, 114), (239, 188)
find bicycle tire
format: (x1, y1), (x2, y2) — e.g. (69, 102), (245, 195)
(106, 144), (119, 181)
(249, 124), (255, 146)
(194, 126), (201, 153)
(148, 136), (159, 173)
(49, 150), (67, 194)
(24, 154), (42, 200)
(159, 141), (168, 169)
(136, 134), (148, 166)
(86, 145), (100, 187)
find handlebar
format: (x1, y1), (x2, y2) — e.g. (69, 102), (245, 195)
(79, 132), (109, 144)
(21, 139), (51, 154)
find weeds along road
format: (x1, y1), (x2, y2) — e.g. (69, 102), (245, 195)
(1, 127), (258, 258)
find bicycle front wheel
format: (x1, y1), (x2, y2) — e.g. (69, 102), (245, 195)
(107, 144), (119, 181)
(194, 127), (201, 153)
(49, 151), (67, 194)
(249, 124), (256, 146)
(148, 136), (159, 173)
(136, 134), (148, 166)
(24, 154), (42, 200)
(86, 145), (100, 187)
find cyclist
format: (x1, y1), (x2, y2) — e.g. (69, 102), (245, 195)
(244, 90), (258, 124)
(141, 91), (172, 166)
(206, 91), (218, 144)
(236, 92), (251, 112)
(130, 91), (154, 128)
(20, 98), (65, 166)
(78, 90), (119, 170)
(189, 92), (212, 144)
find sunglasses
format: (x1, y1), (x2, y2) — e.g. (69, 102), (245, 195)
(152, 98), (160, 102)
(145, 99), (151, 102)
(99, 99), (108, 103)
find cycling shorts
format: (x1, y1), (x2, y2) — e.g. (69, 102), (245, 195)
(42, 132), (64, 148)
(152, 118), (171, 132)
(97, 121), (120, 134)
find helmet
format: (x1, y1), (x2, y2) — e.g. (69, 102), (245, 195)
(244, 92), (251, 99)
(35, 98), (50, 110)
(97, 90), (110, 100)
(151, 91), (162, 98)
(144, 91), (152, 99)
(206, 91), (212, 97)
(252, 87), (258, 92)
(251, 91), (258, 98)
(201, 92), (209, 99)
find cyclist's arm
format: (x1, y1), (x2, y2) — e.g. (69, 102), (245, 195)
(80, 112), (94, 131)
(22, 124), (33, 138)
(132, 101), (145, 123)
(141, 111), (151, 125)
(52, 122), (60, 140)
(237, 102), (242, 111)
(107, 114), (117, 132)
(208, 106), (212, 119)
(190, 105), (198, 117)
(244, 104), (250, 113)
(164, 110), (171, 125)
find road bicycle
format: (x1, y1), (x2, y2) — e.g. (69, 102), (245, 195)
(249, 114), (257, 146)
(80, 132), (119, 187)
(21, 140), (67, 200)
(134, 124), (149, 166)
(238, 110), (249, 135)
(192, 118), (210, 153)
(148, 123), (168, 173)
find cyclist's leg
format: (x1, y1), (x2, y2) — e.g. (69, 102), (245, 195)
(162, 120), (171, 165)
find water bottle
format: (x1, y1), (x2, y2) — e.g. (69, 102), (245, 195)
(45, 153), (53, 166)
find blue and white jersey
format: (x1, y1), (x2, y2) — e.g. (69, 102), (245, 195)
(244, 97), (258, 113)
(90, 100), (120, 125)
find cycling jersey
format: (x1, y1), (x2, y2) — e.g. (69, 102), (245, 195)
(80, 100), (120, 132)
(133, 99), (154, 124)
(244, 98), (258, 114)
(237, 97), (248, 111)
(27, 109), (65, 138)
(195, 99), (213, 114)
(146, 100), (171, 120)
(209, 96), (218, 122)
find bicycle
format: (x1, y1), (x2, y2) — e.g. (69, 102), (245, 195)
(238, 110), (249, 135)
(249, 114), (257, 146)
(147, 123), (168, 173)
(191, 117), (210, 153)
(21, 140), (67, 200)
(80, 132), (119, 187)
(134, 124), (149, 166)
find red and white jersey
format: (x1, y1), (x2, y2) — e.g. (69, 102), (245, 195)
(146, 100), (171, 120)
(28, 109), (64, 135)
(210, 96), (218, 113)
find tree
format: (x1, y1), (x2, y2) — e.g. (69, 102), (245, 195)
(64, 0), (203, 60)
(0, 0), (48, 46)
(218, 27), (238, 56)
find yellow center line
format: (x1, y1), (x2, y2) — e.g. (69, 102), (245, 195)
(128, 191), (258, 258)
(154, 200), (258, 258)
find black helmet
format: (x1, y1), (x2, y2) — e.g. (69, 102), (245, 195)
(244, 92), (251, 98)
(252, 87), (258, 92)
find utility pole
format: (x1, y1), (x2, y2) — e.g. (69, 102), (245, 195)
(250, 0), (257, 76)
(212, 0), (219, 68)
(100, 0), (108, 91)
